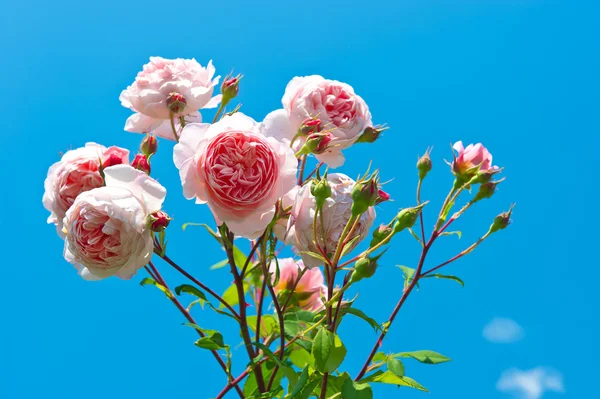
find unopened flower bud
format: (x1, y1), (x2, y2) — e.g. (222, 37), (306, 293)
(148, 211), (171, 232)
(221, 74), (242, 104)
(417, 150), (432, 180)
(490, 204), (514, 233)
(140, 134), (158, 156)
(370, 224), (393, 247)
(304, 131), (335, 155)
(356, 126), (387, 144)
(350, 250), (387, 284)
(473, 181), (501, 202)
(393, 202), (428, 233)
(166, 92), (186, 114)
(469, 168), (502, 185)
(351, 173), (380, 217)
(311, 177), (332, 210)
(299, 118), (322, 136)
(131, 154), (151, 175)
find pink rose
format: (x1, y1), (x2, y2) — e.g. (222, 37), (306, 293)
(270, 258), (327, 311)
(120, 57), (222, 135)
(63, 165), (167, 280)
(285, 173), (376, 268)
(43, 143), (129, 235)
(263, 75), (372, 168)
(173, 113), (297, 238)
(452, 141), (495, 176)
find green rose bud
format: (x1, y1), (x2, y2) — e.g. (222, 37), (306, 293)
(393, 202), (428, 234)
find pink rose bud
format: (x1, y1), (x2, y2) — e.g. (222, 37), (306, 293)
(166, 92), (187, 114)
(148, 210), (171, 232)
(370, 224), (393, 247)
(351, 172), (380, 216)
(356, 125), (387, 144)
(451, 141), (495, 180)
(299, 117), (322, 136)
(417, 149), (432, 180)
(305, 131), (335, 154)
(221, 73), (243, 104)
(140, 134), (158, 156)
(131, 154), (151, 175)
(375, 188), (391, 205)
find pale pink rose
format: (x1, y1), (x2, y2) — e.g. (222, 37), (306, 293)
(270, 258), (327, 311)
(62, 165), (167, 281)
(173, 113), (297, 238)
(120, 57), (222, 134)
(452, 141), (495, 175)
(43, 143), (129, 235)
(285, 173), (376, 268)
(262, 75), (372, 168)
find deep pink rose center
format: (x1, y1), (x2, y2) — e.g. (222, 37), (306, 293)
(56, 160), (103, 215)
(309, 85), (358, 127)
(202, 131), (278, 212)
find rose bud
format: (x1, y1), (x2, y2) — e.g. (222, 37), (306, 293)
(140, 134), (158, 156)
(304, 131), (336, 155)
(393, 202), (428, 234)
(417, 149), (432, 180)
(131, 154), (151, 175)
(356, 125), (387, 144)
(451, 141), (497, 182)
(221, 73), (243, 104)
(473, 179), (505, 202)
(351, 172), (380, 217)
(375, 189), (391, 205)
(148, 210), (171, 232)
(350, 250), (387, 284)
(490, 204), (514, 233)
(299, 117), (322, 136)
(469, 167), (503, 185)
(166, 92), (187, 114)
(310, 175), (332, 210)
(370, 224), (393, 247)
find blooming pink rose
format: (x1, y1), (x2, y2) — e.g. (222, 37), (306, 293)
(43, 143), (129, 235)
(173, 113), (297, 238)
(263, 75), (372, 168)
(285, 173), (376, 268)
(452, 141), (495, 176)
(62, 165), (166, 281)
(270, 258), (327, 311)
(120, 57), (222, 135)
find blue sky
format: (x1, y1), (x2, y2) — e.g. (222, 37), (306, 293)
(1, 0), (599, 398)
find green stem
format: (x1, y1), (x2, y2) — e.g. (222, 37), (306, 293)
(212, 102), (227, 123)
(169, 114), (179, 142)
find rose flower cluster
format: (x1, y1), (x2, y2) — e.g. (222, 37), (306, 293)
(43, 56), (512, 398)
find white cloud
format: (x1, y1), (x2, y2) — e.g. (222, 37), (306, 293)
(483, 317), (524, 343)
(497, 367), (565, 399)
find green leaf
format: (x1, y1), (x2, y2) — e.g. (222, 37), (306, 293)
(289, 347), (313, 369)
(397, 265), (417, 288)
(407, 228), (423, 245)
(372, 352), (388, 363)
(190, 326), (226, 351)
(298, 250), (328, 264)
(387, 358), (405, 377)
(252, 342), (287, 369)
(342, 379), (374, 399)
(174, 284), (207, 301)
(232, 246), (247, 269)
(290, 367), (310, 399)
(298, 379), (320, 399)
(397, 350), (451, 364)
(311, 328), (347, 373)
(209, 258), (229, 270)
(139, 277), (173, 299)
(220, 282), (246, 309)
(247, 315), (278, 338)
(440, 230), (462, 239)
(338, 307), (381, 332)
(422, 274), (465, 287)
(360, 370), (429, 392)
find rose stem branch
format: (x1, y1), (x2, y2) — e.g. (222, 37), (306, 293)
(169, 114), (179, 142)
(421, 231), (491, 276)
(241, 233), (266, 278)
(417, 178), (426, 242)
(147, 261), (244, 398)
(212, 102), (227, 124)
(354, 234), (433, 381)
(217, 317), (327, 399)
(158, 253), (240, 319)
(224, 229), (267, 394)
(437, 200), (474, 235)
(255, 277), (268, 344)
(303, 162), (323, 185)
(297, 155), (308, 185)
